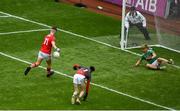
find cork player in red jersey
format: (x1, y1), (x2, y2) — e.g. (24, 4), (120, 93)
(71, 64), (95, 105)
(24, 26), (60, 77)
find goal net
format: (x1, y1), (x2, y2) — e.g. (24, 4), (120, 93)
(120, 0), (180, 53)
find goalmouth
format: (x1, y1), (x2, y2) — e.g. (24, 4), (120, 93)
(120, 0), (180, 54)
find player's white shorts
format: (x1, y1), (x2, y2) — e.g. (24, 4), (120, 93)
(151, 59), (159, 66)
(73, 74), (85, 85)
(38, 51), (51, 61)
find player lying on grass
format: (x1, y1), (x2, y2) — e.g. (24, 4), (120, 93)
(71, 64), (95, 105)
(24, 26), (60, 77)
(135, 44), (174, 70)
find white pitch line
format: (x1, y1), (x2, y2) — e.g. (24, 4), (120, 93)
(94, 34), (120, 38)
(0, 51), (175, 110)
(0, 29), (49, 35)
(126, 43), (180, 54)
(126, 44), (160, 50)
(159, 45), (180, 54)
(0, 15), (11, 18)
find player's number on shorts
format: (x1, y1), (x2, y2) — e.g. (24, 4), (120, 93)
(44, 38), (49, 45)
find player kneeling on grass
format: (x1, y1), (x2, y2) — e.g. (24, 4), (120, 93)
(24, 26), (60, 77)
(135, 44), (174, 70)
(71, 64), (95, 105)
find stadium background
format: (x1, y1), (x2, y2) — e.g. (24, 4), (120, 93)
(61, 0), (180, 35)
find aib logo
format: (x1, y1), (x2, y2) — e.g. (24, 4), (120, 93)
(135, 0), (157, 13)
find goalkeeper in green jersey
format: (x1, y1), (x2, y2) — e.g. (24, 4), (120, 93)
(135, 44), (174, 70)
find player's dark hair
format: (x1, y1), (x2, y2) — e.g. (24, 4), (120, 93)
(90, 66), (95, 72)
(130, 6), (136, 11)
(142, 44), (149, 49)
(130, 6), (137, 16)
(51, 26), (57, 31)
(73, 64), (81, 70)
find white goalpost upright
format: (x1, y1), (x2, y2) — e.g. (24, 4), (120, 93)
(120, 0), (126, 50)
(119, 0), (180, 53)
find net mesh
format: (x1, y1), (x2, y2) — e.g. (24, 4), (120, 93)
(63, 0), (180, 53)
(123, 0), (180, 53)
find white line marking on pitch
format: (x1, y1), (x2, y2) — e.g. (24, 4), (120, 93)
(0, 51), (175, 110)
(0, 15), (11, 18)
(0, 29), (49, 35)
(94, 35), (120, 38)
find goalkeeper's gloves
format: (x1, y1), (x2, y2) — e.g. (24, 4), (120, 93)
(56, 48), (60, 52)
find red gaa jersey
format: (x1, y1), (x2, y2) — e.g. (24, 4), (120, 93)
(76, 68), (91, 80)
(77, 68), (87, 76)
(40, 34), (55, 54)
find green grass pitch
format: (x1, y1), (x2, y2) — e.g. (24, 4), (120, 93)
(0, 0), (180, 110)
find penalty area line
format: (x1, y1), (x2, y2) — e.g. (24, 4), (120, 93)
(0, 29), (50, 36)
(0, 15), (11, 18)
(0, 51), (175, 110)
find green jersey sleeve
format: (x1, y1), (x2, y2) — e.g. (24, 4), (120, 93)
(141, 49), (154, 61)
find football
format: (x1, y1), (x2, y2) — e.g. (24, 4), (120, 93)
(53, 51), (60, 58)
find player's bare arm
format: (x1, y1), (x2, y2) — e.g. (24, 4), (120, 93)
(135, 59), (141, 66)
(52, 41), (60, 52)
(146, 52), (156, 60)
(151, 52), (157, 59)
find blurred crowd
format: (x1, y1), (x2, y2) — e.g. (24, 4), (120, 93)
(169, 0), (180, 18)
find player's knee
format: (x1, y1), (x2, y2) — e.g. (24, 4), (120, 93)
(158, 58), (164, 61)
(156, 58), (159, 61)
(73, 91), (78, 97)
(81, 90), (85, 95)
(36, 62), (41, 66)
(146, 64), (151, 68)
(34, 63), (39, 67)
(79, 90), (85, 98)
(31, 62), (40, 68)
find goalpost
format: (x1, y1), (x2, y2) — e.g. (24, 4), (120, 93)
(120, 0), (180, 53)
(120, 0), (126, 50)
